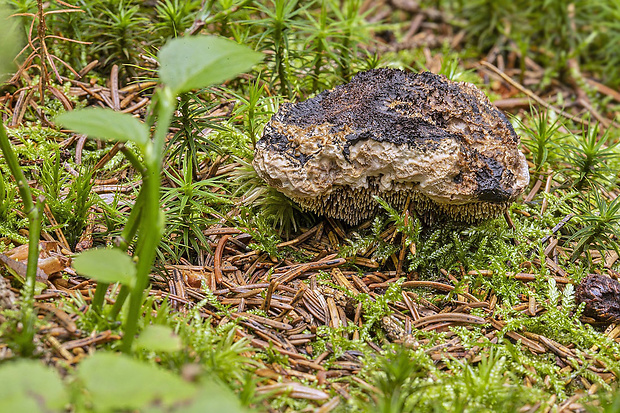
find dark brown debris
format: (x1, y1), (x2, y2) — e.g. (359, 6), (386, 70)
(576, 274), (620, 324)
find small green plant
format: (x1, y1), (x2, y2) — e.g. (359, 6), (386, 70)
(88, 0), (148, 72)
(567, 190), (620, 262)
(371, 347), (429, 412)
(438, 56), (474, 82)
(43, 0), (91, 70)
(456, 0), (523, 52)
(357, 346), (539, 412)
(597, 2), (620, 87)
(504, 278), (582, 345)
(38, 153), (97, 249)
(235, 208), (284, 258)
(514, 107), (564, 173)
(0, 171), (27, 244)
(251, 0), (305, 98)
(331, 0), (371, 82)
(453, 0), (603, 85)
(233, 160), (309, 236)
(58, 35), (262, 352)
(160, 157), (230, 261)
(300, 0), (342, 93)
(371, 197), (458, 275)
(444, 349), (527, 412)
(7, 0), (84, 107)
(341, 216), (400, 265)
(562, 123), (620, 189)
(165, 90), (225, 170)
(154, 0), (200, 40)
(224, 75), (278, 149)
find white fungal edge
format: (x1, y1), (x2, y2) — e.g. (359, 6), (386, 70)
(253, 137), (493, 205)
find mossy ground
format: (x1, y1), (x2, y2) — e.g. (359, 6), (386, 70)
(1, 1), (620, 411)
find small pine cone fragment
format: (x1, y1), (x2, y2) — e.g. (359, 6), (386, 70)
(576, 274), (620, 323)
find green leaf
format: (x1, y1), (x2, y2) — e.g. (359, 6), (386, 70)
(136, 325), (182, 352)
(78, 352), (196, 411)
(0, 360), (68, 412)
(140, 380), (250, 413)
(176, 380), (250, 413)
(73, 248), (136, 286)
(158, 36), (263, 95)
(0, 5), (22, 83)
(56, 108), (149, 148)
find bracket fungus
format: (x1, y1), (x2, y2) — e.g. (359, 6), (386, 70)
(253, 68), (530, 225)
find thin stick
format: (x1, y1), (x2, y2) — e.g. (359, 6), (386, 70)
(110, 65), (120, 111)
(214, 235), (230, 284)
(481, 61), (595, 128)
(540, 174), (553, 215)
(540, 213), (576, 244)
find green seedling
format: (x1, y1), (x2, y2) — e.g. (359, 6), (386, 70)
(57, 35), (262, 352)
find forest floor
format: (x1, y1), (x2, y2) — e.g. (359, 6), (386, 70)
(1, 0), (620, 411)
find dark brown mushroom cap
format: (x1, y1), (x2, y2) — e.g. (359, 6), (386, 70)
(253, 69), (529, 224)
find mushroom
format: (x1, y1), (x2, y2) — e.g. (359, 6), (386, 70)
(253, 69), (530, 225)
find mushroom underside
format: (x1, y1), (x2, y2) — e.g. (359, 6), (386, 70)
(291, 183), (510, 225)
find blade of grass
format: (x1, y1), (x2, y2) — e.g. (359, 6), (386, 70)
(0, 122), (43, 355)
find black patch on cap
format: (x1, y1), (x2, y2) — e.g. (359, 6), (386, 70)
(475, 155), (512, 203)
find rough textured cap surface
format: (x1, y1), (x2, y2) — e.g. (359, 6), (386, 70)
(253, 68), (530, 224)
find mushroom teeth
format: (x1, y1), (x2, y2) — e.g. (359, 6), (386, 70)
(291, 185), (510, 226)
(253, 68), (530, 225)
